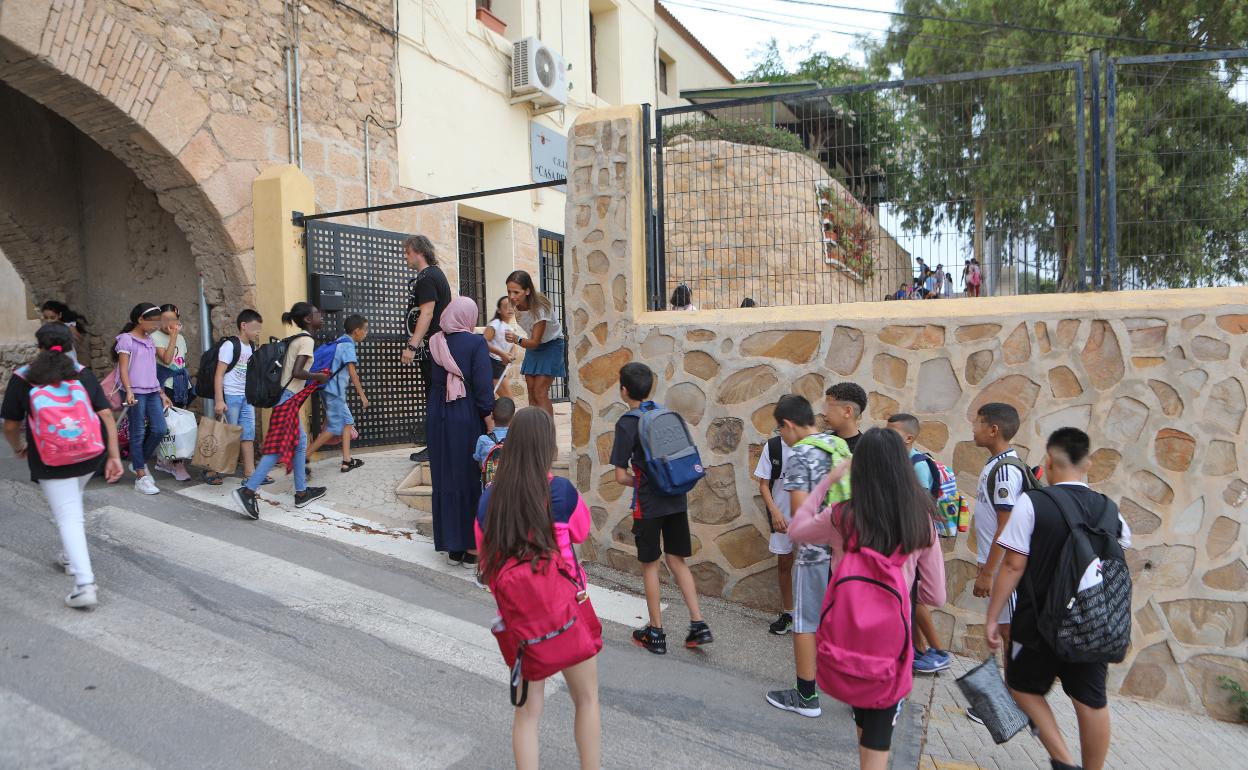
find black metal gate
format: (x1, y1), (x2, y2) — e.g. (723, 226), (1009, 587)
(538, 230), (569, 402)
(305, 220), (426, 447)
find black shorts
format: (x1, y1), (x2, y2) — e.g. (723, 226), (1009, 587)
(491, 359), (507, 380)
(852, 701), (904, 751)
(632, 513), (692, 563)
(1006, 643), (1108, 709)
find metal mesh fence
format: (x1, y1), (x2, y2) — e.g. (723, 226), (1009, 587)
(653, 63), (1086, 310)
(1107, 51), (1248, 289)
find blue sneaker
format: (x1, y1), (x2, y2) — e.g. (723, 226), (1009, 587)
(925, 648), (953, 671)
(913, 648), (951, 674)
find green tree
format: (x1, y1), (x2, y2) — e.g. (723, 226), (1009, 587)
(868, 0), (1248, 289)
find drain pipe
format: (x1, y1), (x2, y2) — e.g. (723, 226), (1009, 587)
(198, 275), (213, 416)
(285, 47), (296, 164)
(364, 118), (372, 227)
(293, 46), (304, 169)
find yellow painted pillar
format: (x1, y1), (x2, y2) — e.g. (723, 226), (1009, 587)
(251, 165), (316, 443)
(253, 165), (314, 337)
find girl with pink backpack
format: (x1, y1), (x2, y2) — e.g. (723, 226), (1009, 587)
(476, 406), (601, 770)
(788, 427), (947, 770)
(2, 324), (124, 609)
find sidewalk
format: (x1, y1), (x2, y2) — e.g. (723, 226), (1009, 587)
(914, 654), (1247, 769)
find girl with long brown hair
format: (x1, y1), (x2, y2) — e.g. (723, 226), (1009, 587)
(503, 270), (566, 420)
(476, 407), (599, 770)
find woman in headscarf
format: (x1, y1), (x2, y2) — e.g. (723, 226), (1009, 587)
(426, 296), (496, 566)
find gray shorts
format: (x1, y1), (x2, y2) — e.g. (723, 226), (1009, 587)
(793, 560), (831, 634)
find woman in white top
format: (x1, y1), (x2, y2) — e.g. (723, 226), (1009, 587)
(483, 296), (518, 398)
(504, 270), (565, 420)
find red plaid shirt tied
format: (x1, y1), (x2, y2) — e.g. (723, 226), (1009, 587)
(260, 381), (318, 473)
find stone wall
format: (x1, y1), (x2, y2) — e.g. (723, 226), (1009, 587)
(0, 0), (460, 345)
(661, 136), (910, 309)
(566, 105), (1248, 719)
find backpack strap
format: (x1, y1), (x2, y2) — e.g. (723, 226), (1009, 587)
(911, 453), (941, 496)
(990, 455), (1037, 494)
(766, 435), (784, 490)
(225, 336), (242, 372)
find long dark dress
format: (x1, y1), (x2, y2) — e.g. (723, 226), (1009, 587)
(427, 332), (495, 553)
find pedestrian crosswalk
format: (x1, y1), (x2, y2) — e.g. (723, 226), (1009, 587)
(0, 478), (844, 768)
(176, 482), (664, 628)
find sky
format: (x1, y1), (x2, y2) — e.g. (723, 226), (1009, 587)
(660, 0), (902, 78)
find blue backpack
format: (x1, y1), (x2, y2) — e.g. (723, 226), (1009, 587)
(310, 336), (350, 390)
(624, 401), (705, 496)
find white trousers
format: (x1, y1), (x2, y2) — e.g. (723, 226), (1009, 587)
(37, 473), (94, 586)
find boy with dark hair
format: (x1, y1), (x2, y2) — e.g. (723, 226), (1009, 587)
(306, 314), (369, 472)
(610, 362), (711, 655)
(208, 309), (265, 485)
(887, 412), (952, 674)
(823, 382), (866, 451)
(474, 396), (514, 486)
(765, 393), (852, 718)
(967, 401), (1038, 723)
(988, 428), (1132, 770)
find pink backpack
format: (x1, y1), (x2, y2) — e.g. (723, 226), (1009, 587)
(489, 551), (603, 706)
(816, 508), (914, 709)
(15, 365), (106, 467)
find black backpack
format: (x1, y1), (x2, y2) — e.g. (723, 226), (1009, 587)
(766, 435), (784, 491)
(194, 336), (242, 399)
(246, 333), (309, 408)
(1029, 487), (1132, 664)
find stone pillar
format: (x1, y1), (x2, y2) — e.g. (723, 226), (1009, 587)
(252, 165), (314, 341)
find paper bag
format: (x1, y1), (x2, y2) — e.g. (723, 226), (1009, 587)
(191, 416), (242, 475)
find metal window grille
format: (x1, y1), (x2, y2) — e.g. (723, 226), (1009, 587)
(457, 217), (487, 327)
(305, 220), (426, 447)
(539, 230), (569, 402)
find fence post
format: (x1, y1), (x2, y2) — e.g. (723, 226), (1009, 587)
(1075, 62), (1087, 294)
(641, 103), (656, 311)
(1089, 50), (1102, 290)
(1105, 61), (1118, 290)
(653, 111), (667, 311)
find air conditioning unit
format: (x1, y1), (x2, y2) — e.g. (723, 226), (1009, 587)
(512, 37), (569, 109)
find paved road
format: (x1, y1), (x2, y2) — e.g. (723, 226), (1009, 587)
(0, 457), (908, 769)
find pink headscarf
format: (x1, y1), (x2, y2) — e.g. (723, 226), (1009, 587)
(429, 296), (480, 402)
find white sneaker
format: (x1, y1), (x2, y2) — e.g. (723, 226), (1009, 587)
(56, 552), (73, 576)
(66, 583), (98, 609)
(135, 475), (160, 495)
(154, 461), (176, 477)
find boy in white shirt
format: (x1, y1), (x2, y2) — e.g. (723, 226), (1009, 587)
(754, 434), (795, 635)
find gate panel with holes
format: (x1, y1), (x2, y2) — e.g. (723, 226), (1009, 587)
(305, 220), (426, 447)
(538, 230), (569, 402)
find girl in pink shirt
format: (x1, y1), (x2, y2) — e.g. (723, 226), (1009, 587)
(787, 427), (946, 770)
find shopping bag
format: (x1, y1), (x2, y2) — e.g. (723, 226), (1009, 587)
(191, 416), (242, 475)
(955, 656), (1030, 744)
(159, 407), (199, 460)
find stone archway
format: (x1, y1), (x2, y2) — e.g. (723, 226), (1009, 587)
(0, 0), (257, 332)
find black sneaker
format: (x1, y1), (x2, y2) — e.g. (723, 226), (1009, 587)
(294, 486), (327, 508)
(966, 707), (985, 725)
(768, 612), (793, 635)
(232, 487), (260, 520)
(766, 687), (821, 718)
(409, 450), (429, 463)
(685, 621), (713, 648)
(1050, 760), (1082, 770)
(632, 625), (667, 655)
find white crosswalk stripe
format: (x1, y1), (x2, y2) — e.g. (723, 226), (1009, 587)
(0, 689), (154, 770)
(0, 547), (472, 769)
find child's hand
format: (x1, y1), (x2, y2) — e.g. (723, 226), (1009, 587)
(159, 392), (172, 409)
(770, 512), (787, 534)
(104, 457), (124, 483)
(359, 395), (370, 410)
(312, 371), (330, 384)
(215, 401), (228, 418)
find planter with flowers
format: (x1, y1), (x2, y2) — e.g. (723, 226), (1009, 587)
(818, 184), (874, 281)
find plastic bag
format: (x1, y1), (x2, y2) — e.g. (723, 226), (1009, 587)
(159, 407), (199, 460)
(955, 656), (1030, 744)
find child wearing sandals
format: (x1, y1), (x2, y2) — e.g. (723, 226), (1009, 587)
(306, 314), (370, 473)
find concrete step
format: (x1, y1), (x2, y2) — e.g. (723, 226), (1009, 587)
(395, 459), (571, 512)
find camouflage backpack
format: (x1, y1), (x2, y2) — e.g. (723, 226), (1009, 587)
(481, 429), (506, 488)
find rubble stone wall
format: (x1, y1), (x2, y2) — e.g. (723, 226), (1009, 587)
(566, 105), (1248, 720)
